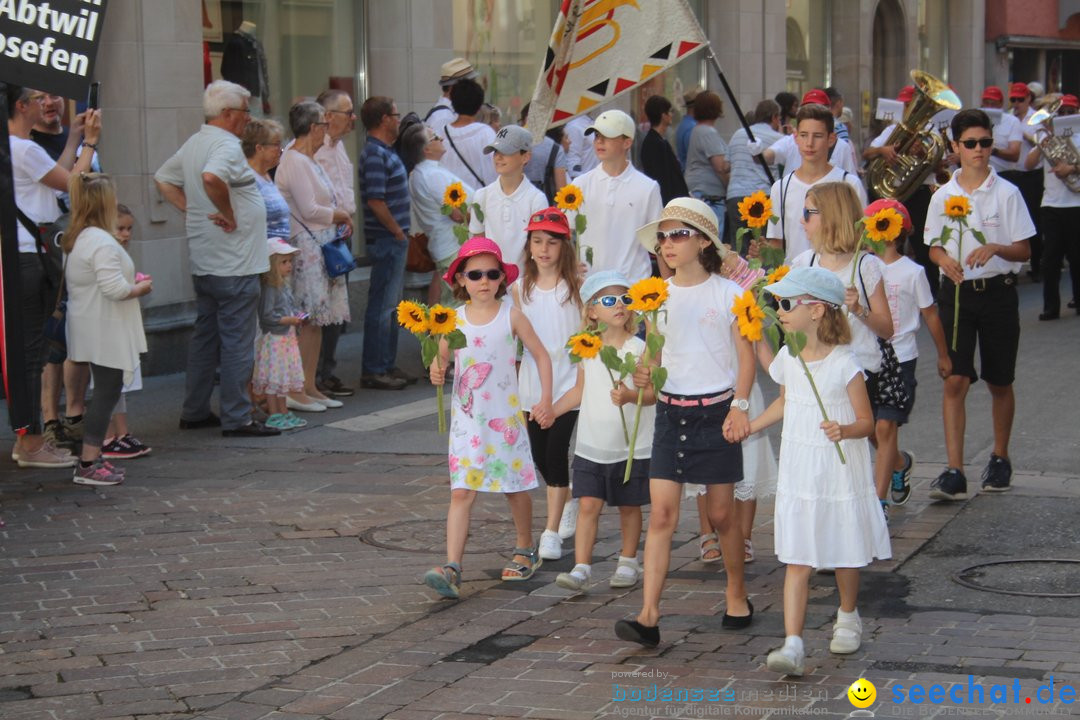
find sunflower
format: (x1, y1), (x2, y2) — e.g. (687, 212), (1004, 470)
(944, 195), (971, 219)
(864, 207), (904, 243)
(732, 290), (766, 342)
(428, 304), (458, 335)
(737, 190), (772, 229)
(397, 300), (428, 333)
(627, 277), (669, 312)
(766, 265), (790, 286)
(567, 332), (602, 360)
(443, 182), (466, 209)
(554, 184), (583, 212)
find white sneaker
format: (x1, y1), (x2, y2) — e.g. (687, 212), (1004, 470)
(555, 565), (590, 593)
(830, 612), (862, 654)
(766, 645), (805, 676)
(15, 441), (77, 468)
(558, 498), (578, 539)
(538, 529), (562, 560)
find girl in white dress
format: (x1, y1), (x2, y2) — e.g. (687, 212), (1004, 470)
(423, 238), (554, 599)
(511, 208), (583, 562)
(749, 266), (891, 677)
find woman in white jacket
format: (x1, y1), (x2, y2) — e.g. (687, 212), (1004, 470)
(64, 173), (151, 486)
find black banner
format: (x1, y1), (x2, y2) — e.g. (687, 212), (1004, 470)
(0, 0), (109, 98)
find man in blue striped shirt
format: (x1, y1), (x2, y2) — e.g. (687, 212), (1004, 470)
(359, 96), (411, 390)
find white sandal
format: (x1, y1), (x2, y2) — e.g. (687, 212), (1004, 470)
(699, 532), (721, 563)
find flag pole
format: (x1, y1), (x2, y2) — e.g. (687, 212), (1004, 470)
(705, 46), (775, 186)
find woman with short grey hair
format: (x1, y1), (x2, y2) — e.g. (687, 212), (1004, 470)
(275, 102), (353, 413)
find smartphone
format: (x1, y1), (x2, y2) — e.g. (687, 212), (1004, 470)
(87, 82), (100, 110)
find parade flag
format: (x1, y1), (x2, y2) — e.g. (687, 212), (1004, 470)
(527, 0), (708, 144)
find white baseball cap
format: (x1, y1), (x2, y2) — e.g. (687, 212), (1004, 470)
(584, 110), (635, 139)
(267, 238), (299, 256)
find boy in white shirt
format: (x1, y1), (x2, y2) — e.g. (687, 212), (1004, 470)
(575, 110), (663, 281)
(755, 90), (859, 175)
(925, 109), (1035, 501)
(467, 125), (547, 267)
(762, 103), (866, 263)
(864, 200), (951, 520)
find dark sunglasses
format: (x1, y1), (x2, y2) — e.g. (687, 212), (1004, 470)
(959, 138), (994, 149)
(591, 293), (633, 307)
(530, 212), (566, 225)
(777, 298), (826, 312)
(802, 207), (822, 221)
(463, 269), (504, 281)
(655, 228), (699, 244)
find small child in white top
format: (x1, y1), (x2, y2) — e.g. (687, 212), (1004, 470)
(468, 125), (548, 267)
(552, 270), (655, 595)
(750, 266), (891, 677)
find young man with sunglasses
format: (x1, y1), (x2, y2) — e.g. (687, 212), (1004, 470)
(924, 109), (1035, 502)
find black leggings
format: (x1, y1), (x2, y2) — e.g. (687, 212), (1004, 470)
(526, 411), (578, 488)
(84, 364), (124, 448)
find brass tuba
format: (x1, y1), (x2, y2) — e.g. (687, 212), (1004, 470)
(867, 70), (961, 201)
(1028, 99), (1080, 193)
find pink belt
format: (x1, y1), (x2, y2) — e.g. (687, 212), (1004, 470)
(659, 389), (734, 407)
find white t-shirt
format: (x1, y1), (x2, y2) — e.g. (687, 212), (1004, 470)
(880, 256), (935, 362)
(564, 115), (600, 179)
(513, 279), (581, 409)
(10, 135), (61, 253)
(440, 121), (497, 187)
(923, 169), (1036, 280)
(1012, 107), (1037, 173)
(1039, 149), (1080, 209)
(577, 162), (662, 282)
(770, 133), (859, 175)
(657, 274), (742, 395)
(575, 334), (654, 463)
(767, 166), (868, 262)
(468, 177), (547, 268)
(985, 110), (1023, 174)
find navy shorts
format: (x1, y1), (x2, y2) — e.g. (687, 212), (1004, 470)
(866, 359), (918, 426)
(650, 394), (743, 484)
(571, 456), (651, 507)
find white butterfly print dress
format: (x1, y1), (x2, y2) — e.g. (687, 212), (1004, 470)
(448, 300), (538, 493)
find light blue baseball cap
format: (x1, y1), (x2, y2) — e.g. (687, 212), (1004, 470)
(580, 269), (632, 304)
(764, 266), (845, 307)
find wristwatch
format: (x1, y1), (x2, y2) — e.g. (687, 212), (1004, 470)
(731, 398), (750, 412)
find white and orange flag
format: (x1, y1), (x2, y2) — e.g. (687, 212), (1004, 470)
(527, 0), (708, 143)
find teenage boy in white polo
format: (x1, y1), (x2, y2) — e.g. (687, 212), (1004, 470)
(468, 124), (547, 266)
(925, 109), (1035, 501)
(763, 103), (866, 263)
(576, 110), (662, 281)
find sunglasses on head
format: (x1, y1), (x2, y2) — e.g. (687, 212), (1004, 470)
(530, 212), (566, 225)
(655, 228), (700, 244)
(802, 207), (822, 222)
(591, 293), (633, 307)
(463, 268), (504, 281)
(777, 297), (826, 312)
(959, 137), (994, 149)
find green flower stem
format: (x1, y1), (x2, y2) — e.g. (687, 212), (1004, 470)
(623, 335), (654, 485)
(796, 353), (846, 465)
(605, 366), (631, 445)
(951, 222), (963, 351)
(435, 355), (446, 434)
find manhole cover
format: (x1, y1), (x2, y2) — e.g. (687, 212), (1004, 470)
(952, 559), (1080, 598)
(360, 519), (517, 554)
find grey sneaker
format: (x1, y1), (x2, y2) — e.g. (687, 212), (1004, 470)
(981, 454), (1012, 493)
(73, 459), (124, 486)
(890, 450), (914, 505)
(15, 441), (77, 468)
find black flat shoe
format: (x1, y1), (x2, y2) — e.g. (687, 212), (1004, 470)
(1038, 312), (1060, 321)
(721, 599), (754, 630)
(614, 619), (660, 648)
(222, 422), (281, 437)
(179, 413), (221, 430)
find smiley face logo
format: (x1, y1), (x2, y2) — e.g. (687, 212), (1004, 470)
(847, 678), (876, 708)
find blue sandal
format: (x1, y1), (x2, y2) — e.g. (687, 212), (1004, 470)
(502, 546), (542, 581)
(423, 562), (462, 598)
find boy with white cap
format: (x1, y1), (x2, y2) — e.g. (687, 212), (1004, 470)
(468, 125), (548, 266)
(575, 109), (663, 282)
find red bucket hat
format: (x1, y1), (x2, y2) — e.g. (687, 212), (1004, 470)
(442, 236), (520, 288)
(1009, 82), (1030, 100)
(981, 86), (1004, 103)
(897, 85), (916, 103)
(865, 198), (913, 234)
(800, 89), (830, 107)
(525, 207), (571, 236)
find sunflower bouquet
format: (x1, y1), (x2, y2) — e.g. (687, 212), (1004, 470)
(731, 265), (846, 463)
(850, 204), (904, 287)
(623, 277), (670, 483)
(930, 195), (985, 350)
(554, 184), (591, 265)
(566, 327), (631, 445)
(397, 300), (467, 432)
(735, 190), (783, 268)
(441, 181), (482, 246)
